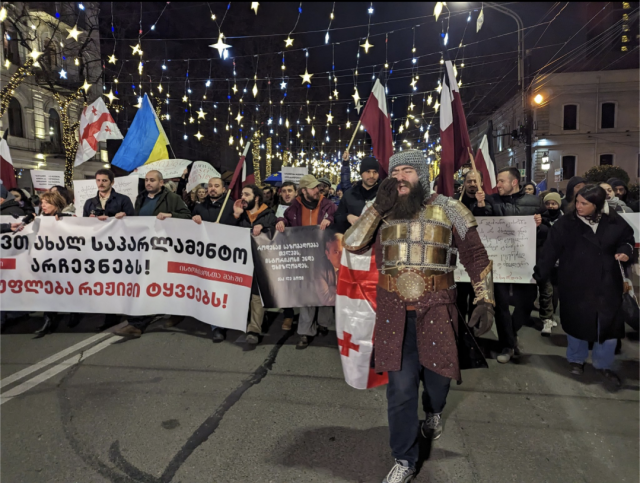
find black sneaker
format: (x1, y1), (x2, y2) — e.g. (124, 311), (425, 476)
(598, 369), (621, 386)
(569, 362), (584, 375)
(211, 328), (225, 343)
(317, 325), (329, 336)
(296, 335), (310, 350)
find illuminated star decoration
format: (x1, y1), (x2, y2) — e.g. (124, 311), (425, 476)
(433, 100), (440, 112)
(354, 99), (363, 114)
(306, 115), (311, 123)
(81, 80), (91, 93)
(130, 43), (143, 56)
(104, 90), (118, 104)
(252, 82), (258, 97)
(235, 111), (243, 123)
(29, 50), (43, 60)
(251, 2), (259, 14)
(280, 81), (287, 89)
(157, 84), (163, 93)
(352, 88), (360, 104)
(108, 54), (117, 64)
(346, 120), (351, 128)
(284, 36), (294, 47)
(360, 38), (373, 53)
(189, 116), (195, 124)
(182, 95), (188, 102)
(427, 94), (433, 105)
(195, 131), (204, 141)
(66, 24), (83, 41)
(408, 102), (415, 111)
(232, 84), (238, 94)
(300, 69), (313, 85)
(326, 112), (334, 123)
(59, 69), (67, 79)
(197, 109), (207, 119)
(333, 89), (339, 98)
(210, 34), (231, 58)
(134, 97), (143, 108)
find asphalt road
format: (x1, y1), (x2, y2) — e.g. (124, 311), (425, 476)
(1, 311), (638, 483)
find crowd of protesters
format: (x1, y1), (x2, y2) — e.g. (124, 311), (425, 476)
(0, 154), (637, 384)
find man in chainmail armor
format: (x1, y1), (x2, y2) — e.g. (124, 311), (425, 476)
(343, 150), (495, 483)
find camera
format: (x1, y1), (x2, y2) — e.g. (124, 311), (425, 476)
(91, 209), (106, 217)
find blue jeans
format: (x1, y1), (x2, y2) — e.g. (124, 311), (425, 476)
(566, 334), (616, 370)
(386, 313), (451, 467)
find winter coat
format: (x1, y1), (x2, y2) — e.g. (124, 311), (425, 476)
(534, 208), (635, 342)
(192, 195), (236, 225)
(607, 197), (633, 214)
(237, 204), (277, 294)
(83, 189), (135, 217)
(455, 191), (479, 212)
(334, 180), (379, 233)
(134, 186), (191, 218)
(0, 199), (26, 218)
(278, 195), (337, 227)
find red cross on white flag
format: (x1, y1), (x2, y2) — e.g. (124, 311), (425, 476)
(75, 97), (123, 167)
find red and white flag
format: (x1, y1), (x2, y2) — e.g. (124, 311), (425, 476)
(439, 60), (472, 196)
(0, 133), (17, 190)
(474, 134), (497, 195)
(359, 79), (393, 179)
(229, 142), (251, 201)
(75, 98), (123, 166)
(335, 236), (388, 390)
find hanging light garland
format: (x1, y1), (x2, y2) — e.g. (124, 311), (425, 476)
(252, 132), (262, 186)
(0, 56), (37, 117)
(266, 137), (272, 178)
(55, 86), (88, 186)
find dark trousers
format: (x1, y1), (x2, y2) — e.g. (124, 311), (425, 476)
(456, 282), (476, 322)
(386, 313), (451, 467)
(283, 308), (295, 318)
(494, 283), (538, 350)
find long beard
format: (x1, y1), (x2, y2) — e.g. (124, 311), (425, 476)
(244, 199), (256, 211)
(390, 182), (424, 220)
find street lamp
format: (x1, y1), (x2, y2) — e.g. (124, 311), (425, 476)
(534, 94), (543, 105)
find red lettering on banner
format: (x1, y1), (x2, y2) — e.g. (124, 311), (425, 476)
(167, 262), (252, 288)
(0, 259), (16, 270)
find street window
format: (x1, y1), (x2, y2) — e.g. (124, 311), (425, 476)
(599, 154), (614, 166)
(7, 97), (24, 138)
(3, 30), (21, 66)
(49, 109), (62, 147)
(601, 103), (616, 129)
(562, 155), (576, 178)
(563, 105), (578, 130)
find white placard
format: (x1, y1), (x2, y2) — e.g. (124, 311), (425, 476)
(30, 170), (64, 191)
(73, 175), (139, 217)
(455, 216), (537, 284)
(186, 161), (221, 192)
(281, 167), (308, 184)
(0, 217), (253, 330)
(620, 213), (640, 248)
(135, 159), (192, 179)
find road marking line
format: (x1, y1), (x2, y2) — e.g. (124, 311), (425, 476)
(0, 332), (112, 389)
(0, 335), (120, 405)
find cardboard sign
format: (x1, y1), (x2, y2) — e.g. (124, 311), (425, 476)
(186, 161), (221, 192)
(30, 170), (65, 191)
(135, 159), (192, 180)
(281, 167), (308, 184)
(73, 175), (139, 217)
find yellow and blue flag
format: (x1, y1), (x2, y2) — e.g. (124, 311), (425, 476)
(112, 94), (169, 171)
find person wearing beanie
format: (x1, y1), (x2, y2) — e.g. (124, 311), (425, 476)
(334, 151), (380, 233)
(561, 176), (587, 212)
(343, 150), (495, 482)
(538, 191), (564, 336)
(317, 177), (332, 198)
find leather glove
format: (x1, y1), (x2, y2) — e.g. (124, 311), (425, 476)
(468, 302), (494, 337)
(372, 177), (398, 217)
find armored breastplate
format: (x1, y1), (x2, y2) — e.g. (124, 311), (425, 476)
(380, 204), (458, 277)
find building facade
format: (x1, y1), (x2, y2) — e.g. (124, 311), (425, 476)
(1, 2), (105, 192)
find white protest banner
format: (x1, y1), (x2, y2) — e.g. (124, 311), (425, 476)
(620, 213), (640, 248)
(281, 167), (308, 184)
(455, 216), (536, 284)
(135, 159), (192, 180)
(73, 175), (139, 217)
(186, 161), (220, 192)
(30, 170), (64, 191)
(0, 217), (253, 330)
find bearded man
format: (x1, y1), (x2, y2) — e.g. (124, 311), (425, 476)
(343, 150), (495, 483)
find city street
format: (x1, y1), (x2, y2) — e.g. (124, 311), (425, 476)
(1, 312), (638, 483)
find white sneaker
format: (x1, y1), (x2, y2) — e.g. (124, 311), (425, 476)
(541, 319), (554, 337)
(382, 460), (415, 483)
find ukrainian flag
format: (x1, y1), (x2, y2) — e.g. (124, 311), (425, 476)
(112, 94), (170, 171)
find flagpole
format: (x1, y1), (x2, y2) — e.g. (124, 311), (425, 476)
(217, 142), (251, 223)
(467, 147), (484, 208)
(346, 120), (362, 152)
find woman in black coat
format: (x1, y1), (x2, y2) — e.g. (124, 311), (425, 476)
(535, 185), (634, 385)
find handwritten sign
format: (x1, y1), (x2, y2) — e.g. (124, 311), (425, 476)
(455, 216), (536, 284)
(30, 170), (64, 191)
(281, 167), (308, 184)
(186, 161), (221, 192)
(73, 175), (139, 217)
(135, 159), (192, 180)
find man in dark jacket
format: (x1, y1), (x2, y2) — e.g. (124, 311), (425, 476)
(276, 174), (337, 349)
(192, 177), (236, 225)
(0, 185), (25, 217)
(334, 152), (380, 233)
(82, 169), (135, 218)
(133, 170), (191, 219)
(115, 170), (191, 338)
(233, 184), (277, 345)
(608, 178), (639, 212)
(475, 167), (548, 363)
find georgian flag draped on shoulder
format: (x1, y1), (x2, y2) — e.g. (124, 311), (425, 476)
(0, 131), (17, 190)
(75, 97), (123, 166)
(359, 79), (393, 179)
(439, 60), (472, 196)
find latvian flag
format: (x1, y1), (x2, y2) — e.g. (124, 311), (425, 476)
(0, 131), (17, 190)
(335, 245), (388, 389)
